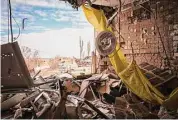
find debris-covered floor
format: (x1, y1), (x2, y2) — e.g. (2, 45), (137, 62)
(1, 68), (178, 119)
(1, 0), (178, 119)
(1, 41), (178, 119)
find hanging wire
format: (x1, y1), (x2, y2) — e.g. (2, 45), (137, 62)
(22, 18), (28, 30)
(8, 0), (13, 42)
(105, 0), (124, 58)
(7, 0), (21, 41)
(7, 0), (9, 43)
(130, 42), (135, 61)
(12, 15), (21, 41)
(118, 0), (121, 43)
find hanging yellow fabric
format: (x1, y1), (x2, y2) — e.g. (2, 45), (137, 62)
(162, 87), (178, 110)
(81, 5), (111, 31)
(119, 60), (165, 104)
(82, 5), (128, 72)
(81, 5), (166, 104)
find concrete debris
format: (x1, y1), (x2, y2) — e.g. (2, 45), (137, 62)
(2, 71), (178, 119)
(1, 42), (178, 119)
(158, 106), (178, 119)
(1, 93), (27, 111)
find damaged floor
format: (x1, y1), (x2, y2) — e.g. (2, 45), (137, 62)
(1, 0), (178, 119)
(1, 68), (178, 119)
(1, 42), (178, 119)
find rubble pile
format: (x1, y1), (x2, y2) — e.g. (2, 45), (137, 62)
(2, 0), (178, 119)
(1, 42), (178, 119)
(1, 70), (178, 119)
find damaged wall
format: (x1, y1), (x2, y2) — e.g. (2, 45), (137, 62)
(96, 0), (178, 75)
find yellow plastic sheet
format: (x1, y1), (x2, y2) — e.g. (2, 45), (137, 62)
(81, 5), (112, 31)
(82, 5), (166, 104)
(163, 88), (178, 110)
(119, 60), (165, 104)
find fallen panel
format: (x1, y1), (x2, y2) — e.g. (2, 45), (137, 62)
(1, 42), (33, 92)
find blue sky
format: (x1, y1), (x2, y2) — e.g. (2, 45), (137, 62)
(1, 0), (94, 58)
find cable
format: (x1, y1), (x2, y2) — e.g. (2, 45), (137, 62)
(12, 15), (21, 41)
(7, 0), (9, 43)
(118, 0), (121, 42)
(8, 0), (13, 42)
(7, 0), (21, 42)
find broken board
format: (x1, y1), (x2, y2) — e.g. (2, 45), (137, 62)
(1, 42), (33, 93)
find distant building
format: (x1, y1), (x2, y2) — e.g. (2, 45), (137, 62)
(58, 57), (78, 73)
(34, 58), (50, 72)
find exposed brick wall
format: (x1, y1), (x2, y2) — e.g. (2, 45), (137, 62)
(112, 0), (178, 74)
(96, 0), (178, 75)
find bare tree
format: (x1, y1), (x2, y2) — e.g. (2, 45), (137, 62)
(33, 50), (39, 66)
(33, 50), (39, 58)
(79, 36), (84, 59)
(21, 46), (40, 68)
(87, 41), (91, 56)
(21, 46), (32, 58)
